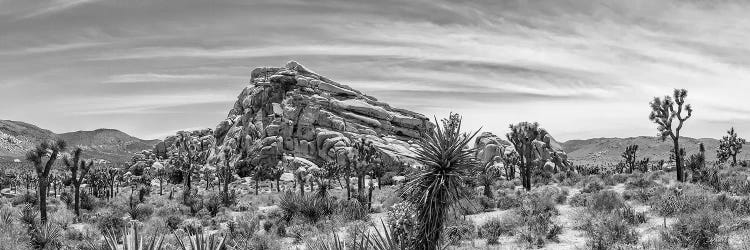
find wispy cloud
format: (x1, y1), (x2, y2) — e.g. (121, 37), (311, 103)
(2, 0), (750, 140)
(20, 0), (102, 19)
(103, 73), (245, 83)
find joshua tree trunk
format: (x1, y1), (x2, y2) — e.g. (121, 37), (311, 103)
(255, 178), (259, 195)
(38, 177), (49, 223)
(673, 138), (684, 182)
(345, 176), (351, 200)
(223, 176), (230, 206)
(74, 185), (81, 217)
(276, 179), (280, 192)
(159, 178), (163, 195)
(483, 180), (493, 198)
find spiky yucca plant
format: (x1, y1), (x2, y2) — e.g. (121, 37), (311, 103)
(173, 230), (226, 250)
(103, 223), (165, 250)
(397, 113), (479, 250)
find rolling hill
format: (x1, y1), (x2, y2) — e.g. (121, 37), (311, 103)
(0, 120), (159, 164)
(562, 136), (750, 165)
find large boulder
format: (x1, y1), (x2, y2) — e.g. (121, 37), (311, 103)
(474, 131), (570, 171)
(210, 61), (432, 171)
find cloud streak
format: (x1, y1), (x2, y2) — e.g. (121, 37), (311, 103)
(1, 0), (749, 140)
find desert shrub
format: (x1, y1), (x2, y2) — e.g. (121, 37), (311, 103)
(585, 212), (640, 250)
(185, 195), (204, 216)
(497, 180), (516, 189)
(650, 184), (714, 217)
(29, 223), (63, 250)
(20, 203), (38, 227)
(204, 193), (222, 217)
(128, 203), (153, 221)
(443, 218), (475, 246)
(339, 199), (370, 222)
(719, 173), (750, 195)
(386, 202), (417, 246)
(165, 215), (183, 231)
(287, 224), (318, 244)
(50, 208), (75, 228)
(12, 192), (38, 206)
(616, 206), (647, 225)
(514, 192), (562, 247)
(78, 192), (96, 210)
(625, 174), (655, 190)
(478, 216), (520, 245)
(0, 205), (14, 225)
(588, 190), (626, 212)
(380, 171), (398, 186)
(553, 171), (582, 187)
(496, 191), (521, 210)
(662, 209), (726, 249)
(242, 234), (281, 250)
(568, 192), (589, 207)
(262, 220), (273, 232)
(622, 187), (654, 203)
(228, 213), (259, 239)
(612, 173), (629, 184)
(580, 176), (605, 193)
(456, 197), (483, 215)
(713, 194), (750, 216)
(155, 200), (185, 217)
(478, 196), (496, 211)
(96, 213), (127, 237)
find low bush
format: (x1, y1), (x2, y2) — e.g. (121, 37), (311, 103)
(478, 216), (520, 245)
(661, 209), (726, 249)
(568, 192), (589, 207)
(386, 202), (417, 246)
(287, 224), (318, 244)
(165, 215), (182, 231)
(587, 190), (626, 213)
(513, 192), (562, 247)
(204, 193), (222, 217)
(585, 212), (640, 250)
(580, 177), (605, 194)
(338, 199), (370, 222)
(650, 184), (714, 217)
(12, 192), (38, 206)
(478, 196), (496, 211)
(128, 203), (153, 221)
(495, 191), (521, 210)
(443, 218), (475, 246)
(96, 213), (127, 237)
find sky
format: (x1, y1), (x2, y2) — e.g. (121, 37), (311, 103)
(1, 0), (749, 141)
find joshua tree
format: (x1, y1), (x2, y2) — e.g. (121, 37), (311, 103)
(352, 138), (380, 201)
(63, 147), (94, 217)
(717, 127), (746, 166)
(25, 139), (67, 223)
(686, 143), (706, 182)
(506, 122), (547, 191)
(219, 148), (234, 206)
(649, 89), (693, 182)
(397, 113), (479, 250)
(621, 145), (638, 173)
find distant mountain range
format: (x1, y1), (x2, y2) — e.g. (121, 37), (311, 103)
(0, 120), (159, 164)
(2, 118), (748, 167)
(561, 136), (750, 165)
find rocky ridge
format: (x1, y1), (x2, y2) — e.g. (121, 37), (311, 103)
(207, 61), (432, 169)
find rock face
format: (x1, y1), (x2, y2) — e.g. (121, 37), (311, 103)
(209, 61), (431, 170)
(474, 131), (570, 173)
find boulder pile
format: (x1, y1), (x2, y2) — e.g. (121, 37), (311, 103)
(208, 61), (432, 170)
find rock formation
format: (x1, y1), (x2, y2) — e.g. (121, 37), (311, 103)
(474, 131), (570, 175)
(207, 61), (432, 171)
